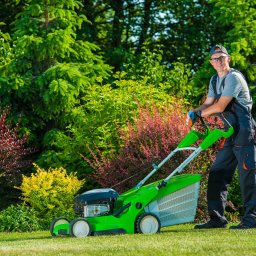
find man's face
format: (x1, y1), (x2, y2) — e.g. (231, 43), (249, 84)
(209, 51), (230, 72)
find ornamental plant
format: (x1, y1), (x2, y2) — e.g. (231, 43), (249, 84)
(84, 103), (193, 192)
(0, 108), (33, 177)
(0, 107), (35, 210)
(19, 164), (84, 226)
(0, 204), (42, 232)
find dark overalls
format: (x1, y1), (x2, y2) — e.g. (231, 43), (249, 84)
(207, 71), (256, 226)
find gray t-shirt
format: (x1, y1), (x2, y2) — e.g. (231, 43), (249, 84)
(207, 69), (253, 110)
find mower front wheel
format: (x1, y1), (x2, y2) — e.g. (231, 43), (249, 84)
(70, 218), (92, 238)
(136, 213), (161, 234)
(50, 217), (70, 236)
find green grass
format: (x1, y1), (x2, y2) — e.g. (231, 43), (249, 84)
(1, 224), (256, 256)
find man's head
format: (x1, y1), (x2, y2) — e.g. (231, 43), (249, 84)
(209, 44), (230, 73)
(210, 44), (229, 57)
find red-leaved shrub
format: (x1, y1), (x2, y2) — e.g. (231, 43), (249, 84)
(83, 103), (220, 192)
(0, 108), (35, 209)
(0, 108), (34, 180)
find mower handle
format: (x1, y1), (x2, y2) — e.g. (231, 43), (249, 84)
(196, 112), (232, 131)
(178, 113), (234, 149)
(215, 113), (232, 129)
(135, 113), (234, 190)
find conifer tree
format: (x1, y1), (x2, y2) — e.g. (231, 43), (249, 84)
(0, 0), (111, 139)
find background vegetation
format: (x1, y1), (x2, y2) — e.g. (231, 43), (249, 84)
(0, 0), (255, 229)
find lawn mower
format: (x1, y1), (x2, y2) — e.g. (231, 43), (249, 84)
(50, 115), (233, 238)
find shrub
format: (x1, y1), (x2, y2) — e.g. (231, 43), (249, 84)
(19, 164), (84, 226)
(0, 204), (42, 232)
(0, 108), (34, 178)
(83, 103), (232, 221)
(123, 48), (192, 99)
(38, 79), (182, 187)
(0, 107), (35, 209)
(84, 103), (199, 192)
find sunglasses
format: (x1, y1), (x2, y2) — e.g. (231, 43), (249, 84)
(210, 56), (227, 63)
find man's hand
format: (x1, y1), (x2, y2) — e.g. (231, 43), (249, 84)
(186, 110), (201, 127)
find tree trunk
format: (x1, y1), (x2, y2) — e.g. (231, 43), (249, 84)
(136, 0), (152, 55)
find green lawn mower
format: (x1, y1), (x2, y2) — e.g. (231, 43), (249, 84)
(50, 115), (233, 238)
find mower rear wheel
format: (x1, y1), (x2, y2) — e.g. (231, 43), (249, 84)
(70, 218), (92, 238)
(50, 217), (70, 236)
(136, 213), (161, 234)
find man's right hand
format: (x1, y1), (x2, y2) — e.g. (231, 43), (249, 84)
(186, 110), (197, 127)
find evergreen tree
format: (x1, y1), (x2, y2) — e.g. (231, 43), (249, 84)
(0, 0), (111, 143)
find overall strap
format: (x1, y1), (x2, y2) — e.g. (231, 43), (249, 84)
(210, 69), (242, 114)
(211, 68), (246, 96)
(211, 74), (226, 95)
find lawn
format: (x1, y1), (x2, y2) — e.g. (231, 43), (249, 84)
(0, 224), (256, 256)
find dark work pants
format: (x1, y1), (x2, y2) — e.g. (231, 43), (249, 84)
(207, 143), (256, 226)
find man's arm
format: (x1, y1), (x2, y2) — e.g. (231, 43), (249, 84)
(199, 96), (233, 117)
(196, 97), (216, 111)
(186, 96), (233, 126)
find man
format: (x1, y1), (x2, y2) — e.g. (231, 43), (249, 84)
(186, 44), (256, 229)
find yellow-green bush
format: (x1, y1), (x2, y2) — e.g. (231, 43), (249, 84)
(19, 164), (84, 224)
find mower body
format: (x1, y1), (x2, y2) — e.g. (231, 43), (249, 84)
(51, 173), (201, 236)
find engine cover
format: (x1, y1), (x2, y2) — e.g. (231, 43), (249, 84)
(74, 188), (119, 217)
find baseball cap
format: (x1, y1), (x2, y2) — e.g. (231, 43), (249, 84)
(210, 44), (229, 56)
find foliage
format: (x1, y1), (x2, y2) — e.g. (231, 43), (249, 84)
(0, 204), (42, 232)
(83, 103), (219, 194)
(0, 0), (111, 143)
(0, 24), (12, 66)
(19, 164), (84, 225)
(209, 0), (256, 115)
(79, 1), (227, 71)
(0, 0), (111, 208)
(0, 0), (255, 217)
(210, 0), (256, 69)
(227, 171), (243, 212)
(0, 108), (33, 177)
(0, 0), (24, 34)
(0, 107), (35, 209)
(123, 48), (193, 99)
(83, 103), (188, 192)
(37, 79), (182, 182)
(191, 1), (256, 109)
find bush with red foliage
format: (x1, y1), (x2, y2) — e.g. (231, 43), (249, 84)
(84, 103), (222, 192)
(0, 108), (34, 180)
(0, 108), (35, 209)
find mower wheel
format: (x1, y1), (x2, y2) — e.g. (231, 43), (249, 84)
(136, 213), (161, 234)
(70, 218), (92, 238)
(50, 217), (70, 236)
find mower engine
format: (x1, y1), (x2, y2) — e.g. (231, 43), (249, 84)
(74, 188), (119, 217)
